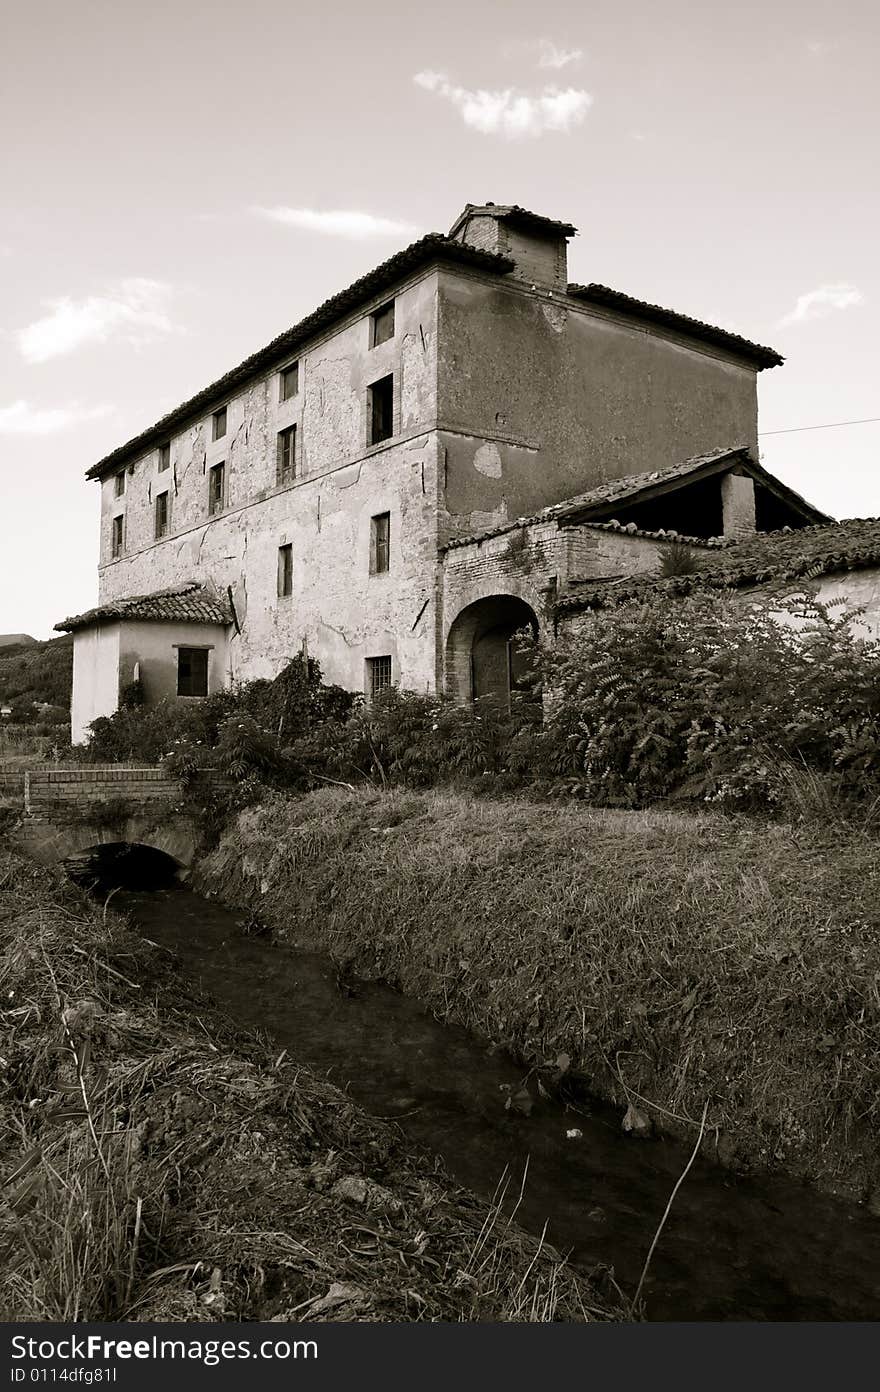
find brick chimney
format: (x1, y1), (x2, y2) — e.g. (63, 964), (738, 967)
(448, 203), (576, 292)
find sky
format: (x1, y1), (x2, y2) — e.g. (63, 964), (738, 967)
(1, 0), (878, 638)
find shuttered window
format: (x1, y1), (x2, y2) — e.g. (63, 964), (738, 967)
(280, 362), (299, 401)
(370, 512), (390, 574)
(370, 301), (395, 347)
(208, 462), (225, 515)
(277, 425), (297, 485)
(155, 491), (169, 539)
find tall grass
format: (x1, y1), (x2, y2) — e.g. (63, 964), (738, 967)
(0, 849), (616, 1323)
(198, 788), (880, 1201)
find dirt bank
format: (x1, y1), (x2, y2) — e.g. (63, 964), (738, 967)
(0, 848), (616, 1322)
(195, 788), (880, 1205)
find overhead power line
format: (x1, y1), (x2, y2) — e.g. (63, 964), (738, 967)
(759, 415), (880, 437)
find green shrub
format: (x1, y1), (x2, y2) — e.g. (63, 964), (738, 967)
(74, 595), (880, 814)
(541, 592), (880, 808)
(284, 687), (541, 791)
(80, 655), (354, 771)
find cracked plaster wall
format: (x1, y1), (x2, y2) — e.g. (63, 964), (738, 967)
(436, 270), (760, 543)
(97, 274), (441, 695)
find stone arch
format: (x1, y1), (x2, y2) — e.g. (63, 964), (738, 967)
(12, 814), (197, 876)
(444, 594), (539, 706)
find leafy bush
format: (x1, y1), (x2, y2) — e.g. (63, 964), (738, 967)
(284, 687), (541, 791)
(541, 592), (880, 808)
(75, 595), (880, 814)
(80, 655), (354, 770)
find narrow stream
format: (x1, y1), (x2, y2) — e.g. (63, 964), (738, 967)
(99, 864), (879, 1322)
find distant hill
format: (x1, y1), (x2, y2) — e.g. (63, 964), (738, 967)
(0, 634), (72, 712)
(0, 634), (38, 649)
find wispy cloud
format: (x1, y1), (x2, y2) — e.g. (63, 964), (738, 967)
(536, 39), (583, 70)
(779, 282), (864, 327)
(0, 400), (112, 435)
(19, 279), (177, 364)
(413, 70), (592, 138)
(252, 207), (419, 239)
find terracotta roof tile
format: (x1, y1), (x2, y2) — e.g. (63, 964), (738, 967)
(556, 517), (880, 614)
(55, 583), (233, 633)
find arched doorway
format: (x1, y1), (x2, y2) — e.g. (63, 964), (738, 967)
(445, 595), (539, 707)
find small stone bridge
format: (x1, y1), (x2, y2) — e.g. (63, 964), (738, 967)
(2, 765), (210, 871)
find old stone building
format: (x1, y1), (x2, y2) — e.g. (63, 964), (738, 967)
(59, 201), (835, 742)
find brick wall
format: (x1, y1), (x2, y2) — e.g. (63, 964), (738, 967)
(8, 766), (185, 816)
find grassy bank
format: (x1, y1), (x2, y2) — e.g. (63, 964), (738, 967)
(0, 848), (617, 1322)
(196, 788), (880, 1204)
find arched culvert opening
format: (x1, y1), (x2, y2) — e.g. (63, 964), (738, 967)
(65, 843), (183, 893)
(445, 595), (539, 707)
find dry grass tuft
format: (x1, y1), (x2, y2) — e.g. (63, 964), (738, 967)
(0, 848), (618, 1323)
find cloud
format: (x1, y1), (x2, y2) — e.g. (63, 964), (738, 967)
(779, 282), (864, 327)
(252, 207), (419, 239)
(536, 39), (583, 70)
(413, 70), (592, 138)
(19, 279), (177, 363)
(0, 400), (112, 435)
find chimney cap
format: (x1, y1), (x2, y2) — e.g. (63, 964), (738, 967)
(448, 203), (577, 240)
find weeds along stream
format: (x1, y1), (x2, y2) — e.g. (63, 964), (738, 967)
(96, 856), (880, 1323)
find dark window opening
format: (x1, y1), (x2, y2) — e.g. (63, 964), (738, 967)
(280, 361), (299, 401)
(368, 375), (394, 446)
(155, 491), (169, 539)
(177, 647), (209, 698)
(370, 511), (390, 574)
(208, 462), (225, 515)
(114, 472), (125, 497)
(212, 406), (227, 441)
(158, 443), (171, 472)
(367, 655), (392, 700)
(589, 476), (724, 540)
(370, 300), (395, 347)
(277, 543), (293, 597)
(111, 514), (124, 558)
(755, 483), (809, 532)
(277, 425), (297, 485)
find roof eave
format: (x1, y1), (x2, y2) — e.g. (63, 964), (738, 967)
(558, 451), (833, 529)
(557, 449), (749, 524)
(566, 283), (784, 370)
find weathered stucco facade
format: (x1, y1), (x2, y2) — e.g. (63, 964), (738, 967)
(62, 200), (829, 740)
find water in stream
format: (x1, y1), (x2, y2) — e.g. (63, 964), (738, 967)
(101, 866), (880, 1322)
